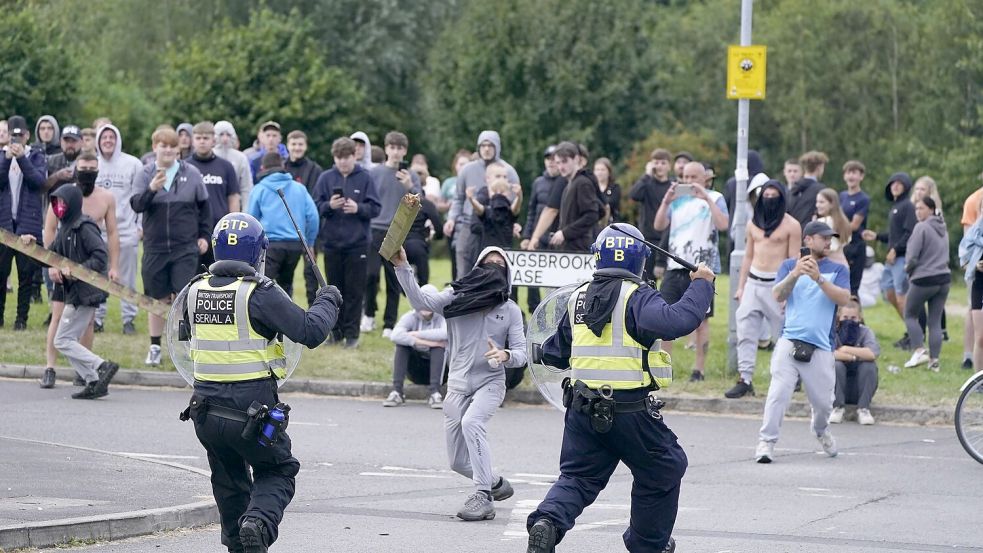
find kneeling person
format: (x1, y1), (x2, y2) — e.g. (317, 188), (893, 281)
(384, 285), (448, 409)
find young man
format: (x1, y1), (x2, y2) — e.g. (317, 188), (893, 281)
(130, 126), (211, 366)
(213, 120), (253, 208)
(384, 285), (448, 409)
(521, 145), (561, 312)
(42, 151), (119, 388)
(313, 137), (380, 347)
(392, 245), (525, 521)
(47, 184), (120, 399)
(548, 141), (603, 252)
(187, 121), (240, 269)
(673, 151), (693, 182)
(0, 115), (48, 330)
(782, 158), (803, 190)
(94, 123), (143, 334)
(248, 121), (288, 182)
(862, 172), (917, 348)
(33, 115), (61, 157)
(350, 131), (375, 170)
(729, 179), (801, 398)
(628, 148), (674, 281)
(284, 130), (325, 306)
(839, 160), (870, 296)
(247, 153), (318, 299)
(365, 131), (421, 335)
(787, 151), (827, 228)
(654, 161), (729, 381)
(756, 221), (850, 463)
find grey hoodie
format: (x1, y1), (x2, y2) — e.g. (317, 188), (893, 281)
(349, 131), (375, 170)
(33, 115), (61, 156)
(395, 246), (528, 395)
(95, 124), (144, 245)
(447, 130), (519, 226)
(213, 120), (253, 207)
(905, 215), (950, 281)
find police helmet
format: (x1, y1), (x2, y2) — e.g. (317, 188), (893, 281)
(212, 213), (268, 269)
(591, 223), (651, 277)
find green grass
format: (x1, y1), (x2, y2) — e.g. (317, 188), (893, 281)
(1, 247), (974, 409)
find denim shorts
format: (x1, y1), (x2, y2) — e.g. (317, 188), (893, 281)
(879, 256), (909, 295)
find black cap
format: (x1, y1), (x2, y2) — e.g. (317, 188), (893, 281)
(803, 221), (838, 238)
(674, 151), (693, 163)
(61, 125), (81, 140)
(543, 144), (557, 158)
(7, 115), (27, 135)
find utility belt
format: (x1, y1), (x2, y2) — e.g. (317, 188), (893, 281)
(561, 377), (665, 434)
(179, 394), (290, 447)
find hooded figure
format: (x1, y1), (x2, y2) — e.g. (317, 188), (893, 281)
(33, 115), (61, 157)
(752, 179), (787, 237)
(724, 149), (764, 221)
(50, 185), (108, 307)
(393, 245), (527, 519)
(877, 172), (917, 258)
(94, 124), (143, 246)
(176, 122), (194, 159)
(349, 131), (375, 170)
(213, 120), (253, 208)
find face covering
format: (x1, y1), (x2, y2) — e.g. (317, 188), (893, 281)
(52, 197), (68, 220)
(753, 194), (785, 237)
(837, 319), (862, 347)
(76, 170), (98, 196)
(442, 261), (510, 319)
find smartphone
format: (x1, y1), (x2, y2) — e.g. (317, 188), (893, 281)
(10, 134), (22, 145)
(332, 187), (344, 198)
(398, 160), (410, 172)
(675, 183), (694, 195)
(799, 246), (811, 258)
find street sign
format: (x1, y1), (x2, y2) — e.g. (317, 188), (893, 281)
(726, 45), (767, 100)
(503, 250), (595, 288)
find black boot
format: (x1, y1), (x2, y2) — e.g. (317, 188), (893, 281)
(662, 537), (676, 552)
(73, 373), (85, 386)
(95, 361), (120, 394)
(527, 518), (557, 553)
(724, 379), (754, 399)
(40, 368), (56, 389)
(71, 381), (106, 400)
(239, 518), (268, 553)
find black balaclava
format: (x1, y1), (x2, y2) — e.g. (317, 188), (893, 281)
(753, 180), (787, 237)
(51, 184), (84, 232)
(75, 168), (99, 197)
(837, 320), (862, 347)
(442, 250), (510, 320)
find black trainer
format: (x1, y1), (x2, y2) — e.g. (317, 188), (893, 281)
(724, 379), (754, 398)
(73, 374), (85, 386)
(40, 368), (56, 389)
(13, 320), (26, 331)
(95, 361), (119, 394)
(662, 537), (676, 552)
(527, 518), (557, 553)
(71, 382), (106, 400)
(688, 370), (705, 382)
(239, 518), (268, 553)
(93, 321), (104, 333)
(963, 358), (975, 371)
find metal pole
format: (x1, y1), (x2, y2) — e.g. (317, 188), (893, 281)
(727, 0), (754, 372)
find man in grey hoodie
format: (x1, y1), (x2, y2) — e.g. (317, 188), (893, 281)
(444, 131), (520, 278)
(392, 245), (525, 522)
(33, 115), (61, 157)
(350, 131), (375, 170)
(94, 124), (144, 334)
(213, 121), (253, 208)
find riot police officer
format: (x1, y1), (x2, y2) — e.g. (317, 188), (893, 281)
(526, 223), (714, 553)
(179, 212), (341, 553)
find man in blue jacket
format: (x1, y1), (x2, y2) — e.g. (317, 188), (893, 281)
(313, 137), (380, 347)
(248, 153), (319, 301)
(0, 115), (49, 329)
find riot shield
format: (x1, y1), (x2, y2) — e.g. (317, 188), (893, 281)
(165, 281), (302, 387)
(526, 283), (580, 411)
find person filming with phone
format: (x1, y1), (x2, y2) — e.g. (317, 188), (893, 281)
(754, 221), (851, 463)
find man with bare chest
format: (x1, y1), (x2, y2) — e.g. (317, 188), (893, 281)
(39, 151), (119, 388)
(727, 179), (801, 399)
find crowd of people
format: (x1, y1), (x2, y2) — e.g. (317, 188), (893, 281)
(0, 113), (977, 414)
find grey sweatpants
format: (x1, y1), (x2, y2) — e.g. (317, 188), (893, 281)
(443, 379), (506, 491)
(735, 276), (784, 382)
(759, 338), (835, 443)
(904, 282), (949, 359)
(453, 224), (473, 280)
(95, 241), (139, 325)
(53, 305), (104, 384)
(834, 361), (878, 409)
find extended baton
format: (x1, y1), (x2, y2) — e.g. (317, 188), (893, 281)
(611, 226), (698, 272)
(276, 188), (327, 288)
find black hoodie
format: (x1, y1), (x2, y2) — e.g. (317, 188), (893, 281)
(50, 185), (108, 307)
(878, 172), (917, 256)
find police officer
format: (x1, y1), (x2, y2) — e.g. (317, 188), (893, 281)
(180, 212), (341, 553)
(526, 223), (714, 553)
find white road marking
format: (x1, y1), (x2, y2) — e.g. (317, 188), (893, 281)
(514, 472), (558, 479)
(115, 453), (200, 460)
(359, 472), (451, 479)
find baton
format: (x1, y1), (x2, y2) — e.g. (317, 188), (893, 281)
(276, 188), (327, 288)
(611, 226), (698, 272)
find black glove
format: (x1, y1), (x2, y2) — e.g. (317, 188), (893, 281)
(316, 285), (343, 307)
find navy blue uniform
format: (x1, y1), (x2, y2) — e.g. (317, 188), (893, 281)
(185, 262), (338, 552)
(529, 277), (713, 552)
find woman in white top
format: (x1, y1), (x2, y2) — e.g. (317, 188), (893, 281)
(814, 187), (851, 266)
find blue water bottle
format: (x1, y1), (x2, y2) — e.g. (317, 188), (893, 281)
(258, 403), (289, 447)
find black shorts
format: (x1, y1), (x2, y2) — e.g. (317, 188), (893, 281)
(143, 249), (199, 300)
(660, 268), (713, 318)
(973, 271), (983, 310)
(50, 282), (65, 303)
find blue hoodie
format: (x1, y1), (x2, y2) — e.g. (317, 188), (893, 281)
(247, 170), (318, 245)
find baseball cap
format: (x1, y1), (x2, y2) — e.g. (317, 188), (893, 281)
(259, 120), (281, 133)
(7, 115), (27, 135)
(674, 151), (694, 163)
(803, 221), (838, 238)
(543, 144), (557, 158)
(61, 125), (82, 140)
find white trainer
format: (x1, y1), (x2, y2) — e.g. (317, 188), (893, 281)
(818, 430), (838, 457)
(829, 407), (844, 424)
(360, 315), (375, 332)
(382, 390), (404, 407)
(904, 348), (929, 368)
(857, 408), (875, 425)
(382, 328), (393, 339)
(428, 391), (444, 409)
(145, 344), (162, 366)
(755, 440), (774, 463)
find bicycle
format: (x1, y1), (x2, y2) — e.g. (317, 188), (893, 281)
(955, 369), (983, 464)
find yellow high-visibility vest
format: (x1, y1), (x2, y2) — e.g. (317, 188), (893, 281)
(567, 280), (672, 390)
(188, 277), (286, 383)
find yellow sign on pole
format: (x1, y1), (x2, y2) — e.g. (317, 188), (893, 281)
(726, 45), (767, 100)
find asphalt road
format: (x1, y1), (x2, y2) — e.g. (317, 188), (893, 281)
(2, 379), (982, 553)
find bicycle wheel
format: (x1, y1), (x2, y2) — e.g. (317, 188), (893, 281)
(955, 371), (983, 464)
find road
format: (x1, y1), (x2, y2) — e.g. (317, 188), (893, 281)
(2, 379), (981, 552)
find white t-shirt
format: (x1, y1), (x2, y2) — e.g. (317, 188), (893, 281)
(666, 190), (728, 272)
(859, 262), (885, 308)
